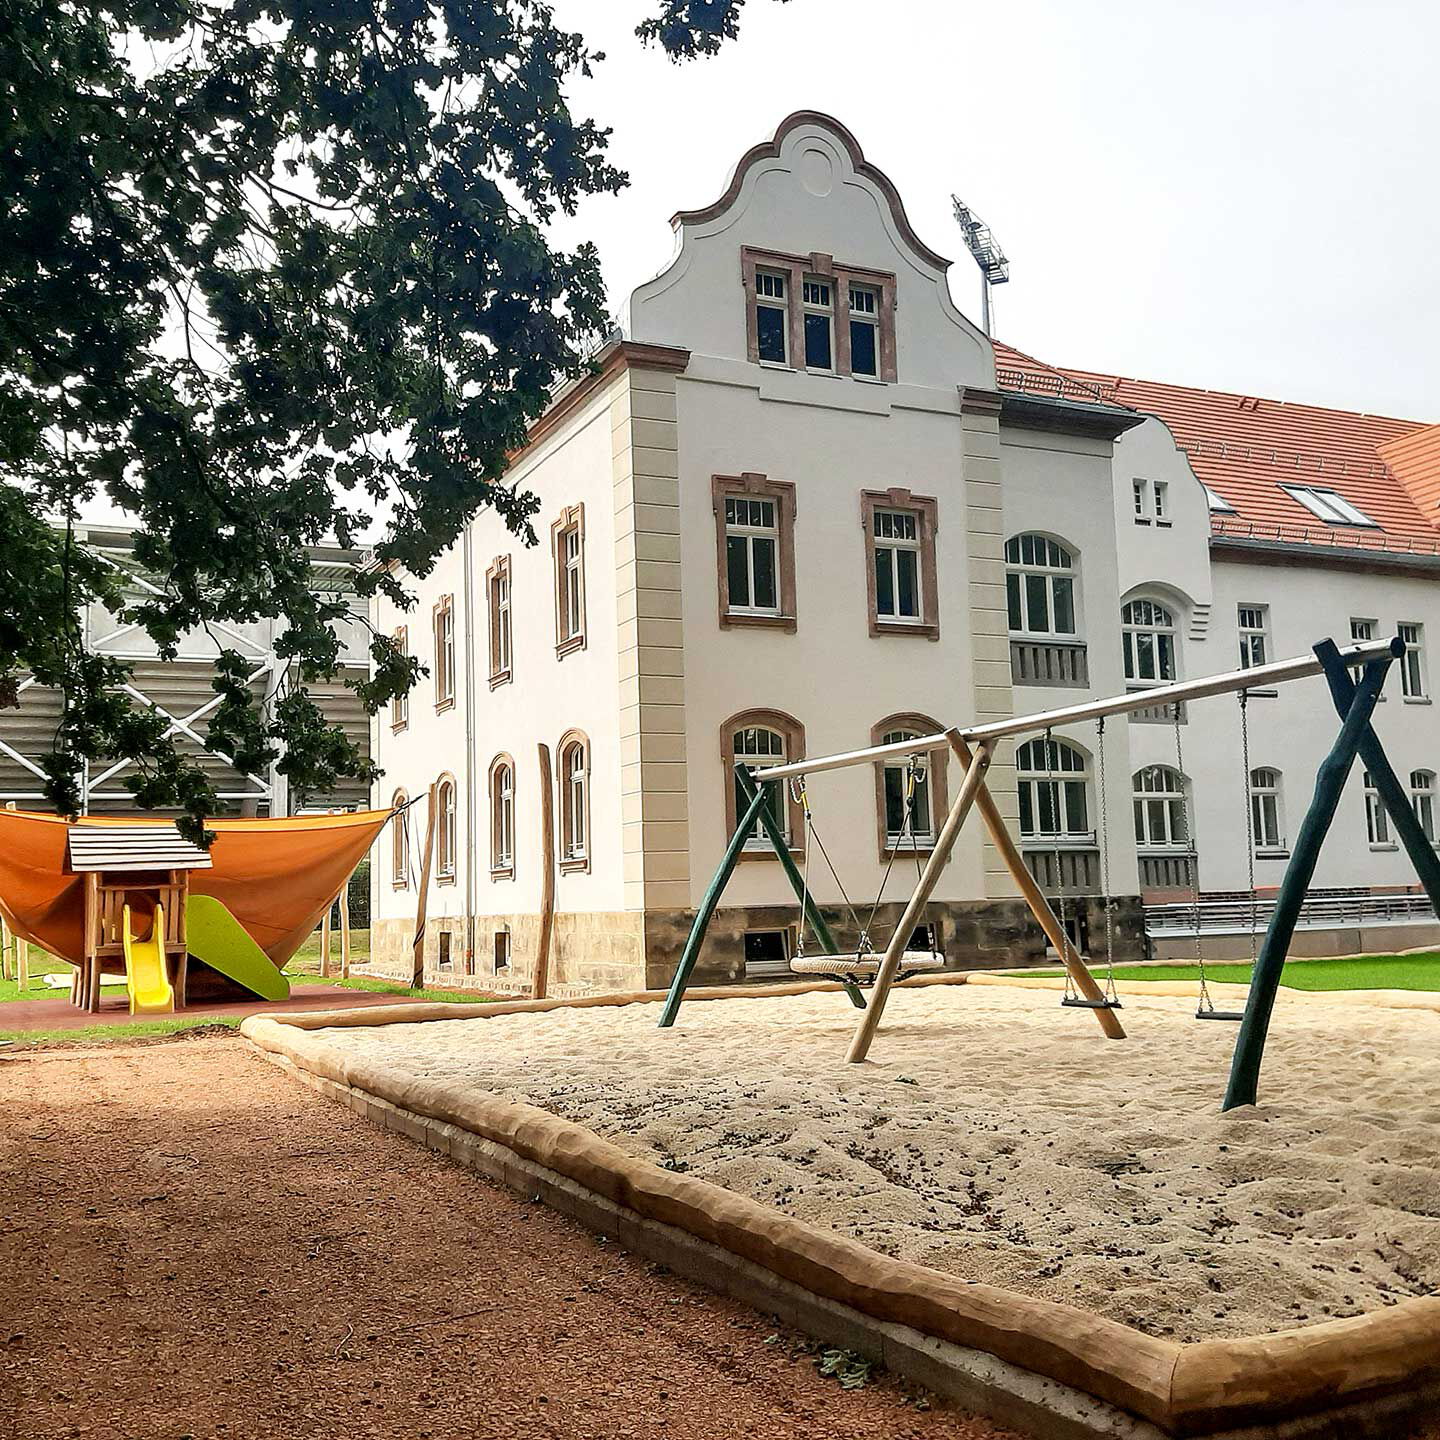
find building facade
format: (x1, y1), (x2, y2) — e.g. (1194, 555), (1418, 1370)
(370, 111), (1440, 993)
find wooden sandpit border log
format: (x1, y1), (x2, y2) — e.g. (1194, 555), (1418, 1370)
(241, 977), (1440, 1438)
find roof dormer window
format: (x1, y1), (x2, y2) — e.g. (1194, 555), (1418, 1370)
(1281, 485), (1377, 528)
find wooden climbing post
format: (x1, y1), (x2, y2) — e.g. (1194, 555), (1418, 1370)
(1223, 652), (1393, 1111)
(320, 904), (332, 978)
(846, 739), (996, 1063)
(951, 735), (1126, 1041)
(339, 873), (352, 980)
(412, 781), (438, 991)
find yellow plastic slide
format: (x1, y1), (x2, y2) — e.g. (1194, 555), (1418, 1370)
(122, 902), (174, 1015)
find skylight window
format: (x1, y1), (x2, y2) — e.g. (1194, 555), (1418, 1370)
(1203, 486), (1236, 514)
(1281, 485), (1378, 528)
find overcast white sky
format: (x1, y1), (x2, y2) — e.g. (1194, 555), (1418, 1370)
(551, 0), (1440, 420)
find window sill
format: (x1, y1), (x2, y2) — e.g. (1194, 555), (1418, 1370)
(555, 633), (586, 660)
(390, 720), (409, 734)
(721, 611), (797, 634)
(436, 871), (457, 886)
(871, 618), (940, 642)
(1369, 844), (1399, 853)
(489, 669), (512, 690)
(490, 865), (515, 881)
(1241, 686), (1279, 698)
(1133, 518), (1151, 527)
(1403, 695), (1432, 705)
(1156, 520), (1173, 529)
(757, 359), (793, 372)
(391, 879), (410, 890)
(1255, 848), (1291, 861)
(737, 847), (804, 864)
(435, 698), (455, 714)
(559, 855), (591, 875)
(851, 373), (887, 386)
(881, 844), (941, 863)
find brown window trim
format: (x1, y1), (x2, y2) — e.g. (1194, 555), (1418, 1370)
(433, 595), (456, 712)
(390, 789), (410, 889)
(551, 504), (587, 659)
(742, 246), (897, 383)
(390, 625), (409, 732)
(721, 708), (805, 863)
(486, 553), (513, 689)
(488, 753), (516, 880)
(862, 488), (940, 641)
(556, 728), (592, 875)
(434, 773), (458, 885)
(870, 715), (950, 862)
(712, 473), (798, 633)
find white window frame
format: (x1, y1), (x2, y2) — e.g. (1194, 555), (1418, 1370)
(733, 725), (788, 850)
(561, 527), (583, 642)
(1016, 737), (1091, 843)
(1204, 485), (1236, 515)
(561, 739), (589, 864)
(1364, 771), (1394, 849)
(434, 598), (455, 710)
(1249, 767), (1285, 853)
(880, 729), (934, 847)
(436, 778), (457, 881)
(1132, 478), (1147, 523)
(494, 569), (511, 675)
(801, 276), (834, 372)
(1238, 604), (1269, 669)
(723, 496), (781, 617)
(1281, 485), (1378, 527)
(1005, 534), (1079, 639)
(848, 283), (879, 378)
(1122, 598), (1178, 687)
(1411, 770), (1436, 845)
(1399, 622), (1427, 700)
(754, 269), (789, 366)
(873, 508), (923, 623)
(1152, 480), (1170, 525)
(1132, 766), (1188, 850)
(391, 791), (409, 887)
(492, 761), (515, 874)
(391, 625), (409, 730)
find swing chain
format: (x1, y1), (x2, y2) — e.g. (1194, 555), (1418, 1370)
(1043, 728), (1079, 996)
(1173, 700), (1216, 1012)
(1239, 690), (1259, 960)
(1095, 716), (1118, 1003)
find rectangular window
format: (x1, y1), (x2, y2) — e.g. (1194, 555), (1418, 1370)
(848, 285), (878, 378)
(1282, 485), (1378, 527)
(802, 277), (833, 370)
(1238, 605), (1269, 669)
(1399, 622), (1427, 699)
(552, 506), (586, 656)
(1152, 480), (1169, 524)
(755, 270), (788, 364)
(743, 928), (793, 977)
(391, 626), (409, 730)
(724, 497), (780, 615)
(433, 597), (455, 710)
(487, 557), (512, 687)
(437, 932), (452, 970)
(1365, 772), (1392, 847)
(713, 476), (796, 631)
(493, 929), (511, 972)
(873, 509), (922, 622)
(1132, 478), (1148, 523)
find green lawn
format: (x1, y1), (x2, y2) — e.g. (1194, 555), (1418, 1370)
(1006, 952), (1440, 992)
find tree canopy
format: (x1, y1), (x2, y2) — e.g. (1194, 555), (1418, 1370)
(0, 0), (779, 838)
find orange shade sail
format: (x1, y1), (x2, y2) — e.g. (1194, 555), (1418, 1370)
(0, 809), (392, 967)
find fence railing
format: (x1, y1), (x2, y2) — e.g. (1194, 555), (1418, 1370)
(1010, 639), (1089, 688)
(1145, 889), (1437, 935)
(1023, 845), (1100, 895)
(1128, 697), (1186, 725)
(1139, 853), (1198, 890)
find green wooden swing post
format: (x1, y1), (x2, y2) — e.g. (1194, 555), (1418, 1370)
(1222, 649), (1394, 1111)
(658, 765), (864, 1029)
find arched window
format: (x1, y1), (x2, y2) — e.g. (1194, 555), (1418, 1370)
(1122, 598), (1178, 685)
(1132, 766), (1188, 848)
(1015, 737), (1090, 840)
(871, 715), (949, 856)
(1250, 767), (1285, 852)
(435, 775), (457, 883)
(558, 731), (591, 873)
(723, 710), (804, 852)
(1412, 770), (1436, 844)
(391, 789), (409, 887)
(489, 755), (516, 877)
(1005, 534), (1078, 638)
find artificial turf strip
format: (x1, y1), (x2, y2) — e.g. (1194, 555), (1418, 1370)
(1004, 953), (1440, 992)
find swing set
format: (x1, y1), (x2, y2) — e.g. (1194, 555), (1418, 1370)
(660, 633), (1440, 1108)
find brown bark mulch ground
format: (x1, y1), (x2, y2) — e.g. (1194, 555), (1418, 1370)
(0, 1032), (1013, 1440)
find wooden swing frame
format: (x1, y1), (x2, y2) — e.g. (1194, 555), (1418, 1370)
(660, 635), (1416, 1075)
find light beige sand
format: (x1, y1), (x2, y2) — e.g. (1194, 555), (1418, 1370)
(313, 983), (1440, 1341)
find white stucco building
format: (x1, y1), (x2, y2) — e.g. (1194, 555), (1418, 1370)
(369, 111), (1440, 992)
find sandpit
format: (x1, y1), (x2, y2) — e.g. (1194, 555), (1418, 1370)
(308, 982), (1440, 1343)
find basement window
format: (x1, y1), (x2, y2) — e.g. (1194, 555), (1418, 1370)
(744, 929), (792, 977)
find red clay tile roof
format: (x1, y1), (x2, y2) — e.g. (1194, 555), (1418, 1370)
(992, 340), (1440, 558)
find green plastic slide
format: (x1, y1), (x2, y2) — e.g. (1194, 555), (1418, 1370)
(185, 894), (291, 1002)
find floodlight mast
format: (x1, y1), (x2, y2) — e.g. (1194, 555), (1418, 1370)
(952, 196), (1010, 337)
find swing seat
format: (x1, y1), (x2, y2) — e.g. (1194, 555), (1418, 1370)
(1060, 995), (1123, 1011)
(789, 951), (946, 979)
(1196, 1007), (1245, 1022)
